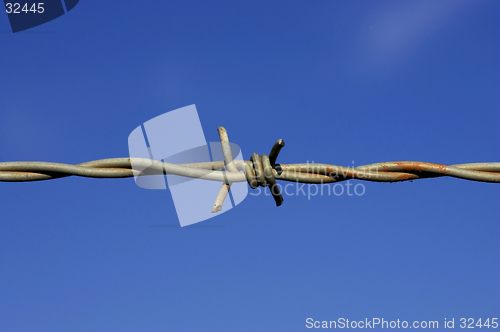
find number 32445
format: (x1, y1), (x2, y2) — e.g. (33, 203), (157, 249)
(460, 318), (498, 328)
(5, 3), (45, 14)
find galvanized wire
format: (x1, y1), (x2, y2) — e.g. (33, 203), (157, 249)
(1, 126), (499, 209)
(2, 159), (499, 181)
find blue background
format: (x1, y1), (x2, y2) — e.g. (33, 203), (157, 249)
(0, 1), (499, 331)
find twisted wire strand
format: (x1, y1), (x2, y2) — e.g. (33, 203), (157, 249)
(1, 125), (499, 209)
(1, 160), (499, 183)
(0, 159), (245, 182)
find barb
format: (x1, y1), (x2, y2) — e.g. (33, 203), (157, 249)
(1, 126), (499, 211)
(212, 126), (238, 213)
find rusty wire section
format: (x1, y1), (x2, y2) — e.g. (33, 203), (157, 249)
(1, 126), (499, 210)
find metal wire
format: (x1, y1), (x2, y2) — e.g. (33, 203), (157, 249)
(1, 126), (499, 210)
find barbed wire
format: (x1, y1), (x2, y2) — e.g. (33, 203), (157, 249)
(1, 127), (499, 211)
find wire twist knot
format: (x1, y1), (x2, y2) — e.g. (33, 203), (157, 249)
(244, 140), (285, 206)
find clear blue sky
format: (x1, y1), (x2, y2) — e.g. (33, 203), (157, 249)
(1, 1), (499, 331)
